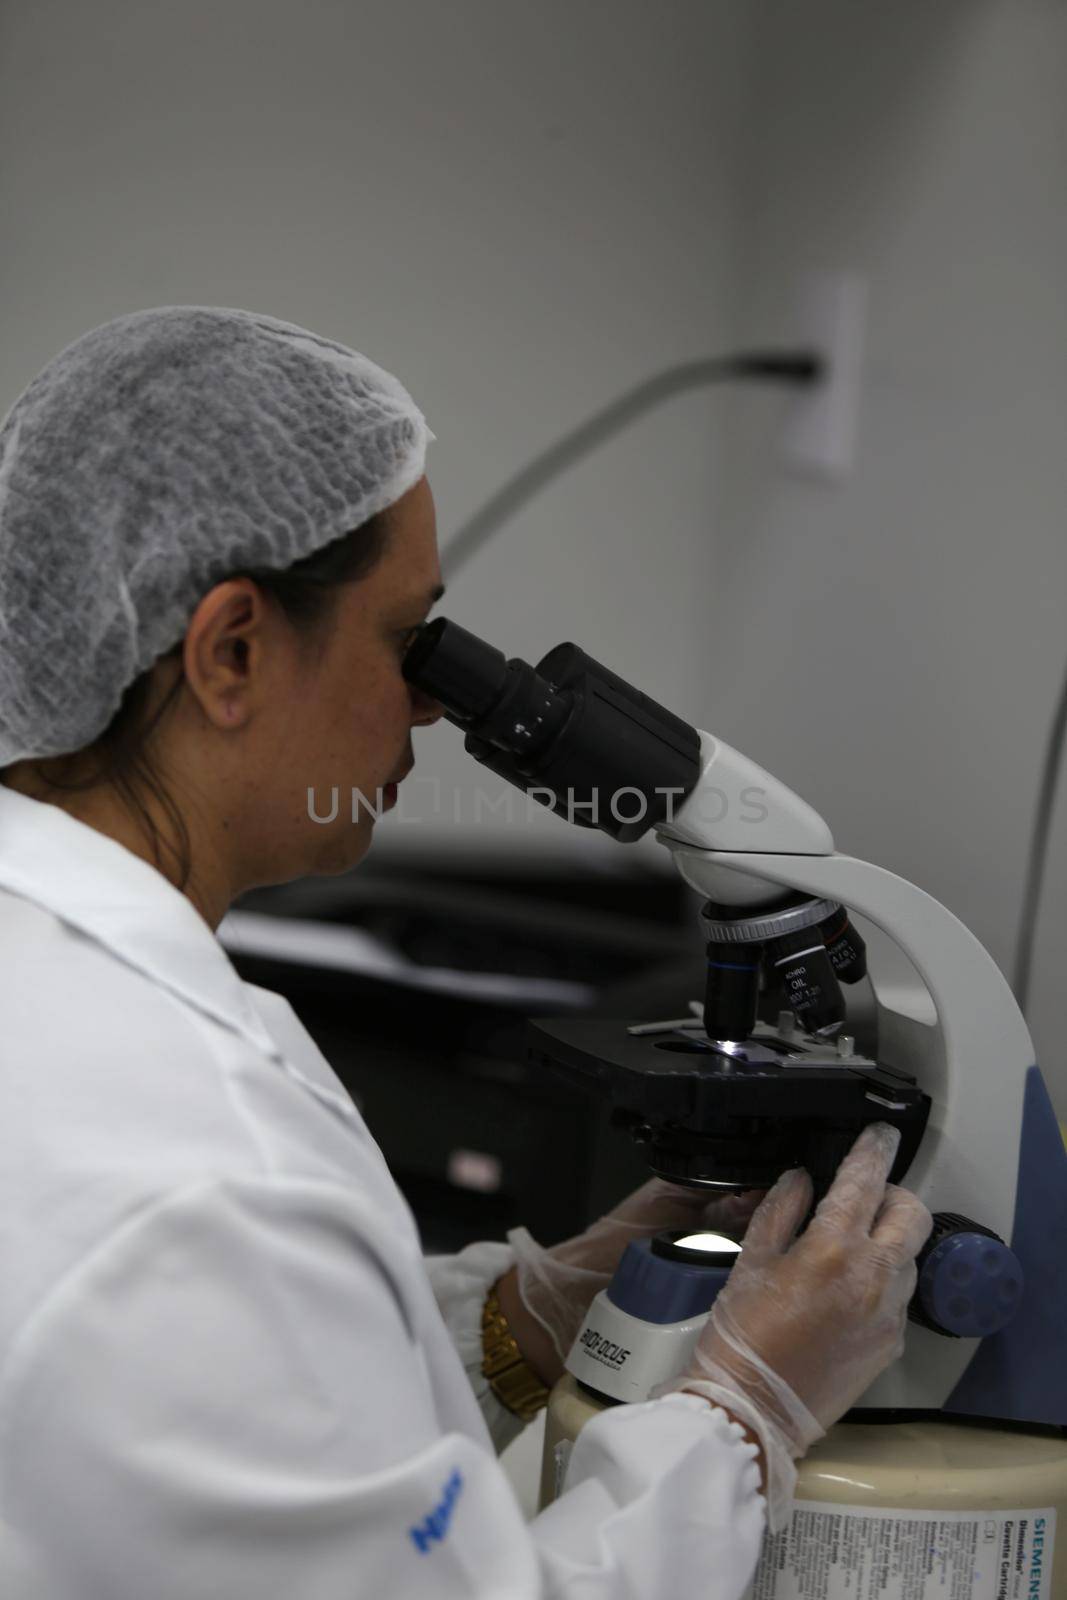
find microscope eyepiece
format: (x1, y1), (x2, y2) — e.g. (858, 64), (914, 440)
(403, 617), (703, 842)
(402, 618), (509, 724)
(403, 616), (575, 769)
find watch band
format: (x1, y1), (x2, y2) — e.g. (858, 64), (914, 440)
(481, 1283), (552, 1423)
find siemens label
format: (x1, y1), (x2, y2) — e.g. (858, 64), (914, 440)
(1029, 1519), (1049, 1599)
(745, 1504), (1057, 1600)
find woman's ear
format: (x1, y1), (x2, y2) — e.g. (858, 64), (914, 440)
(181, 580), (268, 731)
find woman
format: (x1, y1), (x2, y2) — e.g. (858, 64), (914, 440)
(0, 307), (931, 1598)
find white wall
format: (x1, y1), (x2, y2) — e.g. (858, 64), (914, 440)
(716, 0), (1067, 1106)
(0, 0), (751, 865)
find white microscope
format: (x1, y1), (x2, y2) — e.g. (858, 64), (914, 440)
(404, 620), (1067, 1600)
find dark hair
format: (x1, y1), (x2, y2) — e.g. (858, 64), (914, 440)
(33, 510), (393, 892)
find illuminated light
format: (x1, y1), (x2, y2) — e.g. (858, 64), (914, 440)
(674, 1232), (742, 1254)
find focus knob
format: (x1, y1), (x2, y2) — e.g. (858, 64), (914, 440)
(909, 1213), (1024, 1338)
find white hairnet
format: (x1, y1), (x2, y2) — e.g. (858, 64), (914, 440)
(0, 305), (433, 765)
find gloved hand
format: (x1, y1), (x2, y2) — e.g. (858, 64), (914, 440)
(657, 1123), (933, 1530)
(508, 1179), (763, 1366)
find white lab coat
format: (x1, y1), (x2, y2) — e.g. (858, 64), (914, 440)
(0, 784), (767, 1599)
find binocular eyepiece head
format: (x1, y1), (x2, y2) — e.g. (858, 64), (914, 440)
(403, 617), (703, 843)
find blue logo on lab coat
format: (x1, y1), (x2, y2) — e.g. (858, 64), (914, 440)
(409, 1468), (465, 1555)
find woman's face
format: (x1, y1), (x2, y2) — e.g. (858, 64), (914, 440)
(220, 474), (446, 886)
(295, 474), (445, 873)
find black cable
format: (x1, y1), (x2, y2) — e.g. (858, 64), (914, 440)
(1014, 650), (1067, 1014)
(441, 349), (825, 577)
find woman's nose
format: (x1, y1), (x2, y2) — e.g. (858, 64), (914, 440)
(410, 687), (445, 728)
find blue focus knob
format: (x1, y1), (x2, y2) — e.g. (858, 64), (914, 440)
(912, 1214), (1024, 1338)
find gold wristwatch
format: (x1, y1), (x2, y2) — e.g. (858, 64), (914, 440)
(481, 1283), (551, 1422)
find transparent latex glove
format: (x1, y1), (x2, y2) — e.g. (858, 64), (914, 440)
(656, 1123), (932, 1530)
(507, 1179), (763, 1365)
